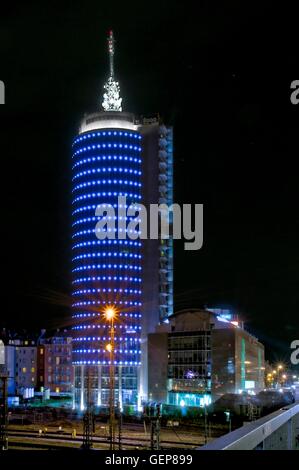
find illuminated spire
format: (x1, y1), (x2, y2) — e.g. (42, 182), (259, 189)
(102, 30), (122, 112)
(108, 29), (115, 79)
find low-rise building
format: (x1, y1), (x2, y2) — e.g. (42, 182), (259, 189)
(0, 329), (74, 399)
(41, 331), (73, 395)
(4, 345), (16, 395)
(0, 331), (39, 399)
(14, 340), (37, 395)
(148, 308), (265, 407)
(36, 344), (45, 390)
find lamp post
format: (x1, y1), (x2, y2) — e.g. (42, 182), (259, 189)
(277, 364), (284, 387)
(204, 402), (208, 444)
(105, 307), (116, 450)
(272, 370), (277, 388)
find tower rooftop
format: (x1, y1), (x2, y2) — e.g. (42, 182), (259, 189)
(79, 111), (137, 134)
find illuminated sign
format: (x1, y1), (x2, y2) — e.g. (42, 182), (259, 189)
(245, 380), (255, 389)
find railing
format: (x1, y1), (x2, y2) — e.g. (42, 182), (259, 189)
(199, 403), (299, 450)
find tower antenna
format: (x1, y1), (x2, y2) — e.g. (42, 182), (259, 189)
(108, 30), (115, 79)
(102, 30), (122, 111)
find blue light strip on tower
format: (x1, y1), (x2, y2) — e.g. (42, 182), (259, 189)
(71, 128), (142, 368)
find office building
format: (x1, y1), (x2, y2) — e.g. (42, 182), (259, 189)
(148, 308), (265, 407)
(71, 32), (174, 409)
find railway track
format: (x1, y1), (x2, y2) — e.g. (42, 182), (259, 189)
(7, 429), (202, 449)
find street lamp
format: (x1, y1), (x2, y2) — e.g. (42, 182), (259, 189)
(276, 364), (284, 386)
(104, 306), (116, 450)
(267, 373), (273, 387)
(105, 307), (116, 321)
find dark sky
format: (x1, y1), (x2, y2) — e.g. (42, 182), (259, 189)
(0, 1), (298, 363)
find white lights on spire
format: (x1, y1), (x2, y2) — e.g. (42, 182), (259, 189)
(102, 30), (123, 112)
(102, 77), (122, 111)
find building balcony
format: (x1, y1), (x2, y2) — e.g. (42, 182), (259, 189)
(159, 162), (167, 171)
(159, 244), (169, 251)
(159, 150), (167, 160)
(158, 197), (167, 204)
(159, 173), (167, 182)
(159, 138), (167, 148)
(159, 185), (167, 194)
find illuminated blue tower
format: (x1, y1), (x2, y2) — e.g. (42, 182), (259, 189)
(71, 32), (142, 410)
(71, 31), (174, 409)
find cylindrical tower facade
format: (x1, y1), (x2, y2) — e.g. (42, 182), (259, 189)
(71, 112), (142, 410)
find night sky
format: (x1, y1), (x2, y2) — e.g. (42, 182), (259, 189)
(0, 1), (298, 363)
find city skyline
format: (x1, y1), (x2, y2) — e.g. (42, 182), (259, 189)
(0, 2), (298, 366)
(1, 2), (299, 455)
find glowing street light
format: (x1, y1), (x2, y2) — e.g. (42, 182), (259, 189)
(104, 305), (117, 450)
(105, 306), (116, 321)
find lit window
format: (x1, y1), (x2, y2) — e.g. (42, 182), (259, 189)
(40, 349), (44, 355)
(31, 367), (35, 373)
(55, 387), (60, 393)
(22, 367), (27, 373)
(56, 357), (60, 365)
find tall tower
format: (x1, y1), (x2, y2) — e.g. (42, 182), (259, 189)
(71, 32), (142, 410)
(138, 119), (174, 400)
(71, 32), (174, 409)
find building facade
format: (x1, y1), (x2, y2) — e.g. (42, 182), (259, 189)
(139, 118), (174, 403)
(71, 111), (143, 409)
(211, 327), (265, 400)
(148, 309), (265, 407)
(0, 332), (38, 399)
(4, 346), (16, 396)
(71, 32), (174, 409)
(42, 333), (73, 394)
(14, 340), (37, 396)
(36, 344), (45, 391)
